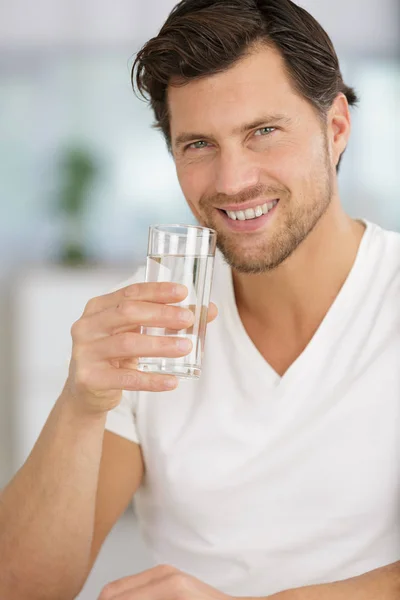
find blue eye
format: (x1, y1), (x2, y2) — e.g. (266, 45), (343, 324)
(254, 127), (275, 136)
(188, 140), (209, 149)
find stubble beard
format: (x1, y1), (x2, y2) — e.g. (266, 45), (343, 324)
(199, 142), (334, 275)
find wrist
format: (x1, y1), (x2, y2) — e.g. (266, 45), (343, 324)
(58, 386), (109, 425)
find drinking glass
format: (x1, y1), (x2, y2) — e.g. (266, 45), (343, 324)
(137, 224), (217, 379)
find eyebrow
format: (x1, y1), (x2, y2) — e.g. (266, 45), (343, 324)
(173, 114), (291, 150)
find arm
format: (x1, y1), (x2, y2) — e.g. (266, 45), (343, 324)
(265, 562), (400, 599)
(0, 280), (200, 600)
(0, 393), (142, 600)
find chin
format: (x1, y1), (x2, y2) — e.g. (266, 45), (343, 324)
(216, 239), (276, 274)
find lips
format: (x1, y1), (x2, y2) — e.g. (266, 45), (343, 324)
(216, 198), (279, 232)
(216, 198), (279, 212)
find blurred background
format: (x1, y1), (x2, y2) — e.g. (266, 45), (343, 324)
(0, 0), (399, 597)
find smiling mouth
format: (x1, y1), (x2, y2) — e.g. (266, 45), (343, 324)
(219, 199), (279, 221)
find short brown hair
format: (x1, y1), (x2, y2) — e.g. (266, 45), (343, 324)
(133, 0), (359, 171)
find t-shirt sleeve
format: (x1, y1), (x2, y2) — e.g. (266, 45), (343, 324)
(105, 390), (140, 444)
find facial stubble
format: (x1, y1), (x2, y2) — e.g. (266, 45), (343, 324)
(198, 133), (334, 275)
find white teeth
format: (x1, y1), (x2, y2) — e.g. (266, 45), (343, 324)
(225, 200), (278, 221)
(244, 208), (255, 219)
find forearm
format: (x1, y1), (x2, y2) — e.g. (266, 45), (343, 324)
(0, 389), (107, 600)
(265, 562), (400, 600)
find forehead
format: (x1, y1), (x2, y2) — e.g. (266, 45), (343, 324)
(168, 45), (305, 138)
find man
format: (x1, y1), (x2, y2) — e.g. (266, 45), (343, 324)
(0, 0), (399, 598)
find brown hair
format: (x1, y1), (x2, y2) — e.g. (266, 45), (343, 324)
(133, 0), (359, 171)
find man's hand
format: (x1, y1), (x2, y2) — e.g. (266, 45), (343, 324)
(98, 561), (400, 600)
(97, 564), (232, 600)
(66, 282), (218, 416)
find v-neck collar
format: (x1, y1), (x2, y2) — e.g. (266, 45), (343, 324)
(222, 220), (374, 391)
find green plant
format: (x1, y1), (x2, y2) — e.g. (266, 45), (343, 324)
(56, 147), (97, 266)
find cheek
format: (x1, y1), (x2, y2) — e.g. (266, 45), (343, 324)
(177, 162), (212, 210)
(265, 135), (326, 188)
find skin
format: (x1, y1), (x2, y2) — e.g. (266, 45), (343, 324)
(0, 282), (218, 600)
(97, 43), (399, 599)
(170, 43), (365, 375)
(1, 41), (395, 600)
(96, 562), (400, 599)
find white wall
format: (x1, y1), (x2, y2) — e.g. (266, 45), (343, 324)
(298, 0), (399, 55)
(0, 287), (14, 487)
(1, 0), (398, 54)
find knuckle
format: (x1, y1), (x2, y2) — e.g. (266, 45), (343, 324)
(116, 299), (134, 318)
(83, 296), (98, 314)
(70, 319), (83, 340)
(156, 564), (177, 577)
(71, 317), (91, 343)
(167, 571), (187, 593)
(159, 335), (174, 350)
(98, 582), (117, 599)
(123, 283), (139, 298)
(118, 370), (139, 390)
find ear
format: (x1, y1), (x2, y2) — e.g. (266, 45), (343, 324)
(327, 93), (351, 168)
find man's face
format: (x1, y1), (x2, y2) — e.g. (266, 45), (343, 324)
(169, 45), (336, 274)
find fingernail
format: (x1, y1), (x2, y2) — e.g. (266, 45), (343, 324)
(164, 377), (178, 389)
(173, 284), (187, 295)
(179, 309), (193, 323)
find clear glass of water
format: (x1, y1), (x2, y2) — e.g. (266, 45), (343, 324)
(137, 224), (217, 379)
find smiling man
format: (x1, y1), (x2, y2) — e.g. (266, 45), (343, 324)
(0, 1), (399, 599)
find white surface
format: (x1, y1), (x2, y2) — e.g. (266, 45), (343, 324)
(0, 0), (398, 53)
(297, 0), (399, 54)
(0, 0), (140, 47)
(10, 267), (134, 470)
(105, 223), (400, 596)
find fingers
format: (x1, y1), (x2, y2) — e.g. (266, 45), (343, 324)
(74, 299), (217, 344)
(73, 301), (194, 342)
(207, 302), (218, 323)
(78, 332), (193, 361)
(97, 565), (219, 600)
(98, 565), (179, 599)
(84, 282), (189, 316)
(68, 280), (219, 412)
(74, 364), (179, 394)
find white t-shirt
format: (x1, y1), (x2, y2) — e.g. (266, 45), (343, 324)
(105, 220), (400, 596)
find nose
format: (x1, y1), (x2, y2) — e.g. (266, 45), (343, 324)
(214, 147), (260, 197)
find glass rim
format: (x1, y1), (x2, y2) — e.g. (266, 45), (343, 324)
(150, 224), (217, 237)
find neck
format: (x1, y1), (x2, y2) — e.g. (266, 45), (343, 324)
(232, 200), (366, 341)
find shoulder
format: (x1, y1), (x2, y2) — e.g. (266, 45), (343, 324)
(365, 222), (400, 314)
(364, 220), (400, 271)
